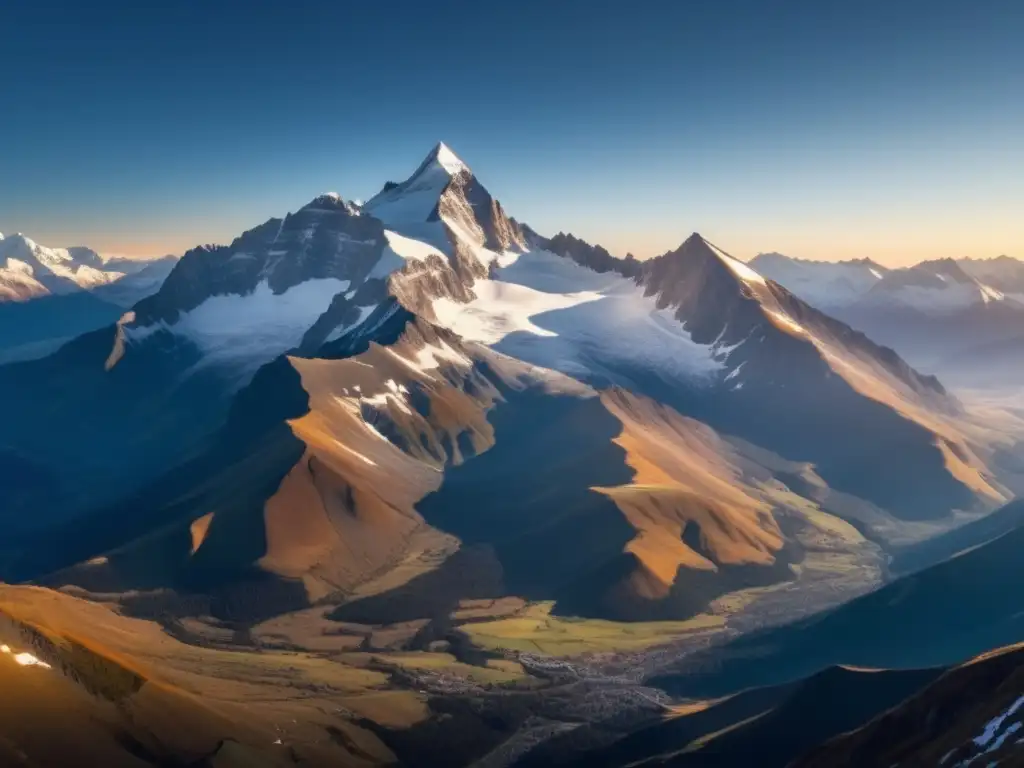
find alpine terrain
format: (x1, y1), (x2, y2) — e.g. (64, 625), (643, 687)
(2, 143), (1023, 768)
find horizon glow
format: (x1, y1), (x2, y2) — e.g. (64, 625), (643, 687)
(0, 0), (1020, 267)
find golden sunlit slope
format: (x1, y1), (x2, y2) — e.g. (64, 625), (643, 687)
(41, 312), (878, 630)
(0, 584), (418, 767)
(596, 390), (784, 584)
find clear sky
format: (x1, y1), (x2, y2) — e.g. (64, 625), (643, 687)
(1, 0), (1021, 266)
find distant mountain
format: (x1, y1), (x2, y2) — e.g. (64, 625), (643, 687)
(0, 235), (179, 363)
(0, 233), (117, 300)
(748, 252), (888, 309)
(863, 257), (1007, 312)
(93, 254), (179, 307)
(754, 251), (1024, 385)
(958, 254), (1024, 295)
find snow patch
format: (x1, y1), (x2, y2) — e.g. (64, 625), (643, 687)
(974, 695), (1024, 748)
(13, 652), (50, 669)
(431, 249), (723, 385)
(362, 379), (412, 415)
(435, 142), (468, 175)
(1, 644), (51, 670)
(127, 278), (349, 377)
(326, 304), (377, 342)
(980, 284), (1005, 303)
(433, 278), (602, 344)
(725, 362), (746, 381)
(411, 341), (471, 372)
(368, 230), (447, 280)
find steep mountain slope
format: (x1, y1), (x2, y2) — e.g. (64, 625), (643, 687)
(536, 665), (940, 768)
(0, 583), (423, 767)
(0, 142), (1002, 589)
(793, 643), (1024, 768)
(3, 143), (1020, 768)
(429, 225), (1000, 525)
(0, 197), (400, 524)
(650, 500), (1024, 700)
(14, 307), (876, 627)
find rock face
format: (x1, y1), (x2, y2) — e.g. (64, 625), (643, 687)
(545, 232), (643, 278)
(133, 195), (385, 326)
(792, 644), (1024, 768)
(0, 141), (1007, 622)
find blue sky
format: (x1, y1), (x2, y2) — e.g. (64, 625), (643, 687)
(0, 0), (1021, 265)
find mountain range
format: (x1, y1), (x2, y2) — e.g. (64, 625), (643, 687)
(2, 142), (1023, 767)
(0, 232), (178, 363)
(752, 251), (1024, 388)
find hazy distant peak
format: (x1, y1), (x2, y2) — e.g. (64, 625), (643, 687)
(897, 257), (974, 284)
(752, 251), (888, 272)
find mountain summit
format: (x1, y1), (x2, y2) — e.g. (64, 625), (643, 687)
(0, 141), (1019, 768)
(0, 142), (1007, 618)
(0, 233), (114, 300)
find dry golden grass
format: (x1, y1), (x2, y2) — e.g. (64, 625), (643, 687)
(0, 585), (428, 766)
(593, 390), (785, 595)
(463, 601), (724, 656)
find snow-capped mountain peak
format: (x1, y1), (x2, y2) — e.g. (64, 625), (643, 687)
(432, 141), (469, 176)
(863, 258), (1010, 313)
(397, 141), (471, 193)
(957, 255), (1024, 296)
(749, 252), (889, 309)
(0, 233), (119, 300)
(363, 143), (472, 228)
(362, 142), (526, 268)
